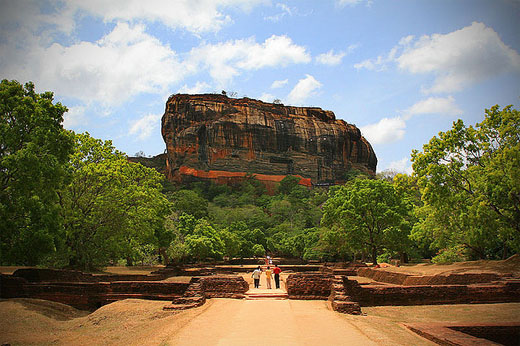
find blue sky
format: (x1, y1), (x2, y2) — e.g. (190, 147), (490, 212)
(1, 0), (519, 173)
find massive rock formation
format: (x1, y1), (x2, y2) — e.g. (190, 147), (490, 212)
(161, 94), (377, 189)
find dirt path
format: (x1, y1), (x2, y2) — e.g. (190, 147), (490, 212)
(4, 298), (520, 345)
(166, 299), (376, 345)
(166, 272), (377, 345)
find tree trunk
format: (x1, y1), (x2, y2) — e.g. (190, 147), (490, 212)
(126, 256), (133, 266)
(159, 247), (170, 265)
(372, 246), (378, 265)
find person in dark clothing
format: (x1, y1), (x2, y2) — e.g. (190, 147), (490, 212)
(273, 264), (282, 289)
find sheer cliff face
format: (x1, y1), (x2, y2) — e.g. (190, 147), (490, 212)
(161, 94), (377, 185)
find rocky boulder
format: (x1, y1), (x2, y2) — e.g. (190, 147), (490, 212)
(161, 94), (377, 188)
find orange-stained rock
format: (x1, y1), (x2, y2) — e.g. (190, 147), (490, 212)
(161, 94), (377, 186)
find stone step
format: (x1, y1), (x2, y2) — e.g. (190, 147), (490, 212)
(245, 293), (288, 300)
(332, 300), (362, 315)
(102, 293), (180, 301)
(163, 302), (202, 311)
(184, 291), (203, 297)
(172, 296), (205, 305)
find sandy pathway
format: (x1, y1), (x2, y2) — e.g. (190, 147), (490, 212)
(167, 298), (376, 345)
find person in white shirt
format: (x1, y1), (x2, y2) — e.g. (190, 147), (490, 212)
(252, 266), (262, 288)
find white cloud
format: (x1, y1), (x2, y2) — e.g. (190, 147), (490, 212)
(178, 81), (212, 94)
(316, 49), (346, 66)
(336, 0), (373, 7)
(0, 2), (308, 107)
(265, 3), (293, 22)
(63, 105), (87, 128)
(354, 59), (379, 71)
(355, 22), (520, 93)
(398, 22), (520, 93)
(354, 42), (403, 71)
(67, 0), (267, 34)
(403, 96), (462, 120)
(399, 35), (415, 46)
(0, 1), (76, 38)
(236, 35), (311, 70)
(360, 116), (406, 144)
(286, 74), (322, 105)
(1, 22), (184, 106)
(188, 35), (310, 86)
(0, 0), (269, 50)
(386, 157), (413, 174)
(259, 93), (276, 103)
(361, 96), (461, 146)
(129, 113), (162, 140)
(271, 79), (289, 89)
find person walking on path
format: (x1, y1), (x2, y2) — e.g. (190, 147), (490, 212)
(265, 266), (272, 289)
(252, 266), (262, 288)
(273, 264), (282, 289)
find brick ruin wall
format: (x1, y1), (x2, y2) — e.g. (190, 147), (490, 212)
(1, 269), (250, 311)
(344, 273), (520, 307)
(356, 267), (504, 285)
(200, 276), (249, 298)
(0, 273), (190, 310)
(12, 268), (168, 282)
(282, 267), (520, 314)
(405, 322), (520, 346)
(286, 273), (333, 300)
(3, 266), (520, 313)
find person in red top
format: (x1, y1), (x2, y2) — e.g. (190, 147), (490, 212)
(272, 264), (282, 289)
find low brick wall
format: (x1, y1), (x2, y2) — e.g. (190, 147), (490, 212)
(343, 277), (520, 306)
(13, 268), (165, 282)
(0, 274), (27, 298)
(200, 275), (249, 298)
(321, 262), (367, 276)
(1, 274), (189, 310)
(451, 324), (520, 345)
(356, 267), (502, 285)
(406, 322), (520, 346)
(286, 273), (333, 300)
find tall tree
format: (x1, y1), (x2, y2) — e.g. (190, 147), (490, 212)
(0, 80), (74, 264)
(412, 105), (520, 259)
(59, 132), (170, 269)
(321, 179), (412, 264)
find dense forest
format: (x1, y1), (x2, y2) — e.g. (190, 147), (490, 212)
(1, 79), (519, 270)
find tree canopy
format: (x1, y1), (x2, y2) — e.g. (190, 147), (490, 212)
(321, 179), (413, 264)
(2, 80), (518, 267)
(59, 132), (171, 269)
(412, 105), (520, 260)
(0, 80), (74, 264)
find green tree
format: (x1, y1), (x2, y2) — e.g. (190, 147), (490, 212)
(59, 132), (170, 269)
(185, 219), (224, 261)
(321, 179), (412, 264)
(0, 80), (74, 264)
(412, 105), (520, 259)
(177, 213), (198, 237)
(344, 168), (371, 181)
(220, 228), (241, 259)
(318, 226), (352, 261)
(172, 189), (208, 218)
(277, 175), (301, 195)
(252, 243), (265, 257)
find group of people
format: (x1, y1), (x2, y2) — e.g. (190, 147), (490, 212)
(251, 263), (282, 289)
